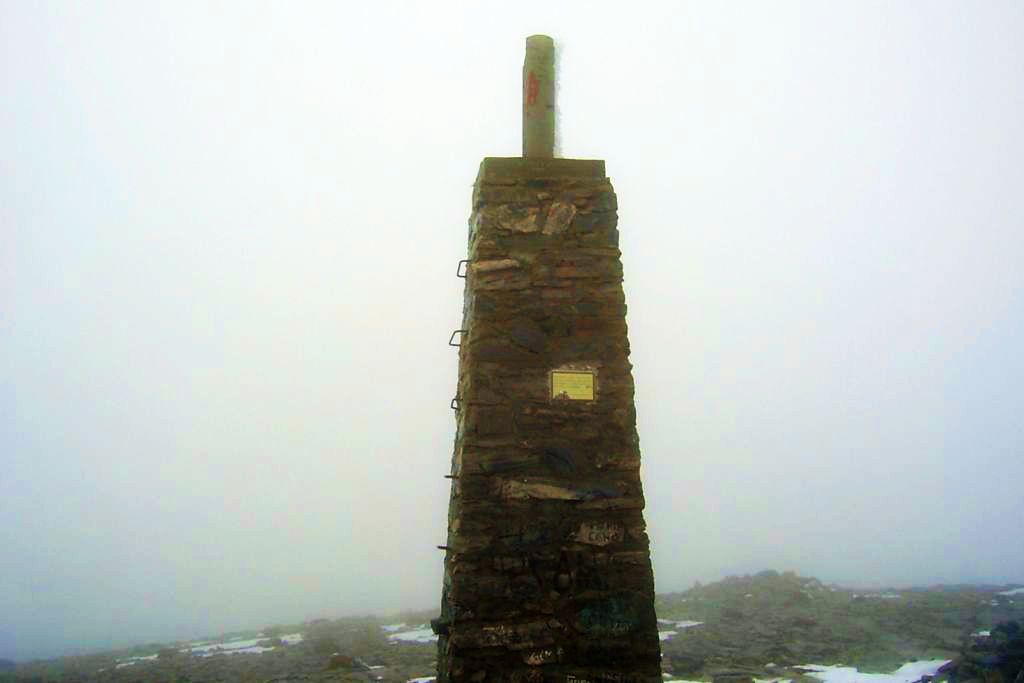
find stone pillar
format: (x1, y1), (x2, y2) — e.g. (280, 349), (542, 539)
(435, 157), (662, 683)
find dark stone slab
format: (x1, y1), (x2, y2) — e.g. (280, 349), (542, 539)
(479, 157), (606, 181)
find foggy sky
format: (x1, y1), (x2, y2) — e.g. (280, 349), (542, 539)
(3, 0), (1023, 663)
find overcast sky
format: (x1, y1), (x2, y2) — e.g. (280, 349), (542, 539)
(3, 0), (1023, 663)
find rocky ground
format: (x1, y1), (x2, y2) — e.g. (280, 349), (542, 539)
(4, 572), (1022, 683)
(656, 571), (1023, 682)
(940, 618), (1024, 683)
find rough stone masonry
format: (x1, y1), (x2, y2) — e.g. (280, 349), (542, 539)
(433, 36), (661, 683)
(434, 157), (663, 680)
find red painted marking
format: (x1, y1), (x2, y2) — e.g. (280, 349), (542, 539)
(526, 71), (539, 106)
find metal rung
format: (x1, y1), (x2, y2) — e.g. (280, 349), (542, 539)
(448, 329), (467, 347)
(450, 397), (461, 411)
(456, 260), (470, 278)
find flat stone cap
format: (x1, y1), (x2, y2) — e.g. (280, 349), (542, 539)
(479, 157), (606, 181)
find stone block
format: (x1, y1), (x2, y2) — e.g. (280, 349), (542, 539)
(450, 620), (557, 651)
(542, 202), (577, 235)
(478, 157), (606, 180)
(465, 405), (514, 437)
(572, 521), (625, 546)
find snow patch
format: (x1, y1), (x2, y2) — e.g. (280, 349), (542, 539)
(114, 654), (158, 669)
(189, 637), (264, 655)
(656, 620), (702, 642)
(381, 623), (408, 633)
(220, 645), (275, 655)
(184, 632), (302, 657)
(657, 619), (704, 629)
(388, 627), (438, 644)
(998, 587), (1024, 596)
(797, 659), (950, 683)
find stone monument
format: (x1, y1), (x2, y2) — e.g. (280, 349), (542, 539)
(435, 35), (662, 683)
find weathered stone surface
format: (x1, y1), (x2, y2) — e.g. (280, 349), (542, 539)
(495, 478), (625, 502)
(486, 205), (542, 234)
(573, 521), (625, 546)
(543, 202), (577, 235)
(522, 645), (562, 665)
(478, 157), (606, 180)
(439, 159), (660, 683)
(472, 258), (522, 273)
(449, 620), (557, 650)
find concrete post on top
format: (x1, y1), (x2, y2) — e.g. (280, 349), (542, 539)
(523, 35), (555, 158)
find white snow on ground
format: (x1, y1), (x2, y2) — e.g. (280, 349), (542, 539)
(114, 654), (158, 668)
(408, 677), (436, 683)
(797, 659), (950, 683)
(853, 593), (901, 600)
(388, 627), (438, 644)
(381, 623), (408, 633)
(657, 620), (704, 642)
(657, 619), (704, 629)
(188, 637), (265, 655)
(998, 587), (1024, 596)
(221, 645), (276, 655)
(973, 630), (991, 637)
(664, 678), (786, 683)
(183, 632), (303, 657)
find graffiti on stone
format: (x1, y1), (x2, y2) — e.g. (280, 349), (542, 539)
(452, 621), (554, 651)
(522, 645), (562, 665)
(573, 596), (641, 636)
(566, 672), (642, 683)
(573, 521), (624, 546)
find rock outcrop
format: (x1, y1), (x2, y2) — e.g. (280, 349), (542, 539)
(944, 621), (1024, 682)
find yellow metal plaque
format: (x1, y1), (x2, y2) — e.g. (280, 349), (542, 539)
(551, 370), (595, 401)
